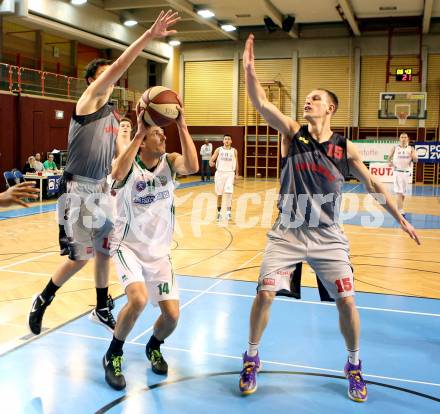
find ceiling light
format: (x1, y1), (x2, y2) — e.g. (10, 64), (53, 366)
(121, 12), (138, 27)
(197, 9), (215, 18)
(169, 40), (181, 47)
(221, 24), (237, 32)
(123, 19), (138, 27)
(70, 0), (87, 5)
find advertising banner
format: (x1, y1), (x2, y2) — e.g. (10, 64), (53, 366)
(414, 142), (440, 163)
(369, 162), (413, 183)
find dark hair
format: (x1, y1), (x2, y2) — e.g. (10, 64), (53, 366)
(84, 58), (112, 85)
(119, 117), (133, 126)
(319, 89), (339, 113)
(223, 134), (232, 139)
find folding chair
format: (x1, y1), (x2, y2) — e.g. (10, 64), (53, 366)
(13, 170), (25, 183)
(3, 171), (17, 188)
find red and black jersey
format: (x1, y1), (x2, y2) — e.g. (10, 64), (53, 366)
(278, 125), (350, 227)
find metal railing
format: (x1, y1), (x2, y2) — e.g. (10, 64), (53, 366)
(0, 62), (140, 108)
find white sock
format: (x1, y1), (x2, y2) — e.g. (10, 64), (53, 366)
(247, 342), (259, 357)
(224, 193), (232, 210)
(348, 349), (359, 365)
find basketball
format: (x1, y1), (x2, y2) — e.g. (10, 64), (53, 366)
(137, 86), (180, 127)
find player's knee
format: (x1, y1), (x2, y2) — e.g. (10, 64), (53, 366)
(128, 292), (148, 314)
(162, 306), (179, 326)
(67, 258), (88, 270)
(336, 296), (356, 312)
(257, 290), (276, 307)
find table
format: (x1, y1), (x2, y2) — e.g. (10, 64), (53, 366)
(24, 173), (62, 202)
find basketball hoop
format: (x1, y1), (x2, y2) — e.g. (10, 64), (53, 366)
(398, 111), (408, 125)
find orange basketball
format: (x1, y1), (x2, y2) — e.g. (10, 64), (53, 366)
(137, 86), (180, 127)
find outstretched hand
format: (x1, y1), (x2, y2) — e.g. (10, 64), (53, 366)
(400, 218), (421, 245)
(148, 10), (180, 39)
(0, 182), (39, 207)
(243, 34), (255, 72)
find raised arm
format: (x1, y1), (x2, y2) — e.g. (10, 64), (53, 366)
(243, 34), (299, 138)
(112, 111), (148, 181)
(167, 102), (198, 175)
(347, 140), (420, 244)
(77, 11), (180, 112)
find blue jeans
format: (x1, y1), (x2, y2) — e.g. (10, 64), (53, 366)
(201, 160), (211, 181)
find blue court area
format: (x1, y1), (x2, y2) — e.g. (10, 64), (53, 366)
(342, 182), (440, 197)
(1, 276), (438, 413)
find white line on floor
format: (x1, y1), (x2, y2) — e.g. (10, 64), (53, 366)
(53, 330), (440, 388)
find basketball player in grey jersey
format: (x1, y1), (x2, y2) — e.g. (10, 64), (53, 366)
(239, 34), (420, 402)
(28, 10), (180, 336)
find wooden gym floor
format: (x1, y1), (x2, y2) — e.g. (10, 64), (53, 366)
(0, 177), (439, 354)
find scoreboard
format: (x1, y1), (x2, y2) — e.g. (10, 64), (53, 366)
(395, 68), (413, 81)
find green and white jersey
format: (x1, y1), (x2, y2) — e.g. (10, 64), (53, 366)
(110, 153), (175, 260)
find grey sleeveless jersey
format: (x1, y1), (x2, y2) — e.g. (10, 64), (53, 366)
(278, 125), (350, 228)
(64, 102), (119, 180)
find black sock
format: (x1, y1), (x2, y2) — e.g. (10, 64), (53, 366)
(41, 279), (60, 302)
(107, 336), (124, 358)
(96, 287), (109, 309)
(146, 335), (164, 352)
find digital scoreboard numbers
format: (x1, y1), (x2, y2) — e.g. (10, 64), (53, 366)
(396, 68), (413, 81)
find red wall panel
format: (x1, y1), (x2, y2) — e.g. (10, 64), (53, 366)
(0, 94), (74, 190)
(0, 93), (18, 189)
(18, 96), (74, 167)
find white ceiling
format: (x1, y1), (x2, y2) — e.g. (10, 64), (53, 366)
(96, 0), (440, 42)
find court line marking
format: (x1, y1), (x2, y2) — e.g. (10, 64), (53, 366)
(0, 270), (437, 317)
(345, 230), (440, 240)
(129, 252), (262, 343)
(0, 252), (55, 271)
(0, 268), (94, 282)
(53, 330), (440, 388)
(177, 288), (440, 317)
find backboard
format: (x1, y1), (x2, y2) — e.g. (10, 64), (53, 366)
(378, 92), (427, 120)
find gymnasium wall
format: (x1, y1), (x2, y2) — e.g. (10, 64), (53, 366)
(238, 58), (293, 125)
(180, 32), (440, 129)
(0, 93), (74, 190)
(184, 60), (234, 126)
(427, 54), (440, 128)
(359, 55), (421, 128)
(296, 56), (355, 126)
(0, 92), (18, 180)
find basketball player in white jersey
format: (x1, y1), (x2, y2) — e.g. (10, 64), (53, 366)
(209, 134), (239, 221)
(28, 10), (180, 337)
(102, 102), (198, 390)
(388, 133), (417, 217)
